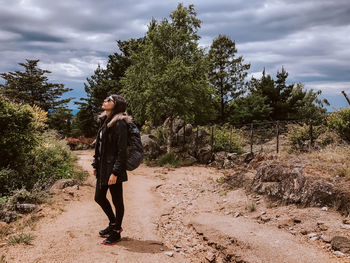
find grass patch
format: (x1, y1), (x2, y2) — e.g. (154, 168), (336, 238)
(7, 233), (34, 245)
(303, 145), (350, 178)
(156, 152), (180, 168)
(245, 200), (256, 212)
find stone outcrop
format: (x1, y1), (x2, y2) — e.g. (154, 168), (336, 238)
(223, 161), (350, 215)
(141, 134), (161, 158)
(50, 179), (79, 194)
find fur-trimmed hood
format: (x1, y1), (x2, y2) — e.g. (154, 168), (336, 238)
(98, 111), (133, 127)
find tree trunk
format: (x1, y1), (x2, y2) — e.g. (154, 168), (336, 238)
(166, 116), (174, 153)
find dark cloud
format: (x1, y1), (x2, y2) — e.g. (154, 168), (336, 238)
(0, 0), (349, 109)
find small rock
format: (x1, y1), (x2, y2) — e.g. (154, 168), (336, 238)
(333, 251), (345, 257)
(318, 224), (329, 231)
(164, 251), (174, 257)
(224, 211), (230, 215)
(0, 242), (7, 248)
(234, 212), (241, 218)
(321, 207), (328, 211)
(343, 219), (350, 225)
(16, 203), (36, 213)
(308, 233), (318, 238)
(293, 218), (302, 224)
(300, 230), (308, 235)
(331, 236), (350, 254)
(160, 247), (164, 251)
(310, 236), (319, 241)
(261, 216), (271, 223)
(72, 185), (79, 190)
(320, 235), (332, 243)
(261, 211), (266, 215)
(205, 251), (216, 262)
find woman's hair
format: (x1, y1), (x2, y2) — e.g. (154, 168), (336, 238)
(110, 94), (126, 115)
(98, 94), (127, 132)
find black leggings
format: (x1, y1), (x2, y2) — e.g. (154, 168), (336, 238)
(94, 183), (124, 229)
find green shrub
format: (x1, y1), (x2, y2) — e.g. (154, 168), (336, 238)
(0, 96), (38, 170)
(286, 123), (335, 151)
(327, 108), (350, 141)
(152, 126), (167, 145)
(212, 124), (244, 153)
(157, 152), (180, 167)
(7, 233), (34, 245)
(0, 130), (87, 195)
(25, 130), (86, 191)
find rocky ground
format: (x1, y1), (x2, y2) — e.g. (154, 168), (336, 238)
(1, 150), (350, 262)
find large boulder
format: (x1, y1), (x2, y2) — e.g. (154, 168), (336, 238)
(50, 179), (79, 194)
(163, 116), (185, 135)
(197, 145), (213, 164)
(250, 163), (350, 212)
(141, 134), (161, 159)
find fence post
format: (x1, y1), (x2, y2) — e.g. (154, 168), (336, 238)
(276, 121), (280, 154)
(309, 119), (313, 150)
(250, 123), (253, 154)
(229, 126), (232, 152)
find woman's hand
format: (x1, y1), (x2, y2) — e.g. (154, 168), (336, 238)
(108, 174), (117, 185)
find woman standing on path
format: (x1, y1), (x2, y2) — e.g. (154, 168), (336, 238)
(92, 94), (131, 245)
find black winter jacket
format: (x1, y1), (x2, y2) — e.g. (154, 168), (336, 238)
(92, 113), (131, 187)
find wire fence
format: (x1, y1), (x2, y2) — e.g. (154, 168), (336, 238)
(174, 118), (319, 154)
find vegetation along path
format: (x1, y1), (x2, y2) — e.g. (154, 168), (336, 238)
(1, 150), (348, 262)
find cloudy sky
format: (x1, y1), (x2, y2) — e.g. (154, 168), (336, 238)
(0, 0), (349, 110)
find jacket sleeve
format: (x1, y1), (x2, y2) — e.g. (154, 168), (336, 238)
(112, 120), (128, 175)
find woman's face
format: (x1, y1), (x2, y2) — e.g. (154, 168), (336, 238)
(102, 96), (115, 111)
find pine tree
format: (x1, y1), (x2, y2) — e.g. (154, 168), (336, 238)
(0, 59), (72, 111)
(208, 34), (250, 123)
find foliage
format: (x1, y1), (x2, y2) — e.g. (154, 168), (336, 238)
(7, 233), (34, 245)
(47, 108), (73, 137)
(0, 96), (86, 195)
(327, 107), (350, 141)
(208, 34), (250, 123)
(152, 126), (167, 145)
(286, 123), (331, 151)
(229, 93), (273, 124)
(122, 4), (214, 129)
(0, 59), (72, 111)
(74, 38), (144, 136)
(247, 68), (328, 121)
(0, 95), (39, 171)
(157, 152), (180, 167)
(0, 59), (73, 135)
(212, 124), (244, 153)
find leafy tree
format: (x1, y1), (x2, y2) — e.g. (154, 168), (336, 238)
(208, 34), (250, 123)
(0, 59), (73, 135)
(0, 59), (72, 112)
(122, 4), (214, 152)
(74, 38), (144, 136)
(248, 67), (327, 121)
(229, 93), (272, 124)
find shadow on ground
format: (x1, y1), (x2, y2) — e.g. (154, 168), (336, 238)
(116, 237), (169, 253)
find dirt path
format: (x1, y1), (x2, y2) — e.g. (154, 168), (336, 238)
(1, 150), (348, 262)
(1, 150), (189, 263)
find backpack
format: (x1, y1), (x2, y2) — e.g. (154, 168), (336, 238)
(126, 121), (144, 171)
